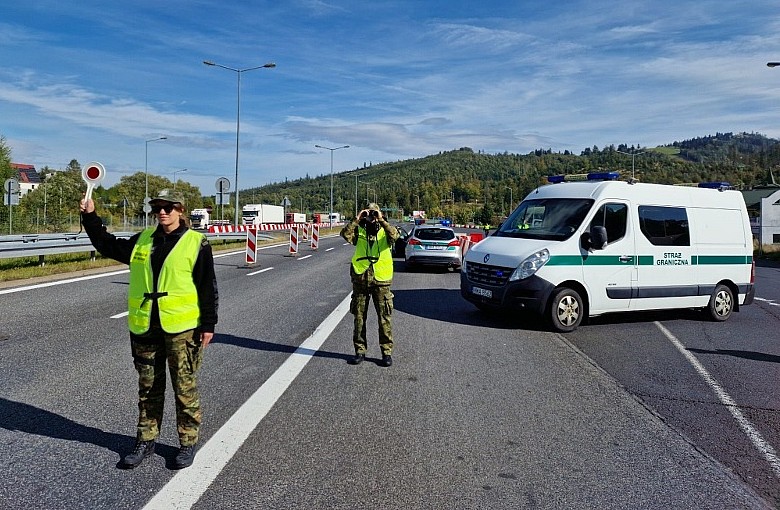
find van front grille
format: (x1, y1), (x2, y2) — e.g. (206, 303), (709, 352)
(467, 262), (514, 286)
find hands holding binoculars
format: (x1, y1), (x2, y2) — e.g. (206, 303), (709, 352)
(359, 209), (382, 220)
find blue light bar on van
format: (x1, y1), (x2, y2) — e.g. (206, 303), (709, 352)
(586, 171), (620, 181)
(698, 182), (731, 189)
(547, 175), (566, 183)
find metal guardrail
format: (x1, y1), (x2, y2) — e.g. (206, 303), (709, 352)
(0, 231), (270, 264)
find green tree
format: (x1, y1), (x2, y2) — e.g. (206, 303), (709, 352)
(0, 135), (12, 180)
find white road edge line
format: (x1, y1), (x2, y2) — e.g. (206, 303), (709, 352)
(297, 255), (312, 260)
(655, 321), (780, 480)
(143, 292), (353, 510)
(111, 311), (129, 319)
(325, 247), (335, 252)
(246, 267), (274, 276)
(0, 269), (130, 295)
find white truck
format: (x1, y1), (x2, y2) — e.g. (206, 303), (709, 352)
(461, 172), (755, 332)
(329, 212), (342, 223)
(285, 212), (307, 224)
(190, 208), (210, 229)
(242, 204), (285, 226)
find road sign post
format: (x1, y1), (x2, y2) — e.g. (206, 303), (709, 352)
(216, 177), (230, 223)
(4, 178), (20, 234)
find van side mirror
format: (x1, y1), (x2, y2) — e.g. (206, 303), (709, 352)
(582, 226), (608, 251)
(590, 226), (608, 250)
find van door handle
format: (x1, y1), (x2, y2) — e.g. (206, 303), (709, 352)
(619, 255), (632, 263)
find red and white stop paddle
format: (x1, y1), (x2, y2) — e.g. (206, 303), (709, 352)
(81, 162), (105, 201)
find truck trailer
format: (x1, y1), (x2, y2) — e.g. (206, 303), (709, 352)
(242, 204), (285, 226)
(285, 212), (307, 224)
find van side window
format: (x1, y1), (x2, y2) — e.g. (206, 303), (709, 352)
(638, 206), (690, 246)
(589, 203), (627, 244)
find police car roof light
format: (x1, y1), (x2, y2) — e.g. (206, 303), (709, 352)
(586, 171), (620, 181)
(547, 175), (566, 183)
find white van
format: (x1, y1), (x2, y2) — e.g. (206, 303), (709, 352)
(460, 172), (755, 332)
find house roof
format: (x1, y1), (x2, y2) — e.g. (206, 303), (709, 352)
(742, 187), (780, 209)
(10, 163), (41, 184)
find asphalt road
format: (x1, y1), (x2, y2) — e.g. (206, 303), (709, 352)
(0, 232), (776, 509)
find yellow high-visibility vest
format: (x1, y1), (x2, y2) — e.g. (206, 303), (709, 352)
(351, 227), (393, 281)
(128, 228), (203, 334)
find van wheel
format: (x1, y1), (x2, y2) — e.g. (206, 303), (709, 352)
(549, 288), (583, 332)
(706, 284), (734, 322)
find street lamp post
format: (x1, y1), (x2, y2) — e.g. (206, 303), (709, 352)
(173, 168), (187, 190)
(145, 136), (167, 228)
(616, 149), (645, 179)
(315, 144), (349, 228)
(204, 60), (276, 227)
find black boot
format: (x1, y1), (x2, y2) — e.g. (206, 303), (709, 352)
(348, 353), (365, 365)
(380, 354), (393, 367)
(174, 444), (198, 469)
(121, 440), (155, 469)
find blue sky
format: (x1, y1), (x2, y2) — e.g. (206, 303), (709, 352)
(2, 1), (780, 195)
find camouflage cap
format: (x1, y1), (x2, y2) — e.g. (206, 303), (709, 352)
(367, 202), (380, 211)
(149, 190), (186, 208)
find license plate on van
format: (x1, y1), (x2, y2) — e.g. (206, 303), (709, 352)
(472, 286), (492, 298)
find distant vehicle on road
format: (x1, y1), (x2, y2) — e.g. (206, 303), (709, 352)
(404, 225), (462, 271)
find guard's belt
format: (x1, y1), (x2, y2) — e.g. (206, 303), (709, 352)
(141, 291), (168, 307)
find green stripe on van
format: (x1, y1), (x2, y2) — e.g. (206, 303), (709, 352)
(546, 254), (751, 266)
(548, 255), (648, 266)
(691, 255), (753, 265)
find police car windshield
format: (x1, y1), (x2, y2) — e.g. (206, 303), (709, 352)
(496, 198), (594, 240)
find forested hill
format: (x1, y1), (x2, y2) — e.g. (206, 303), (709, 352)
(246, 132), (780, 224)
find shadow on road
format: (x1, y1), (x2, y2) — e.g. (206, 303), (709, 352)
(212, 333), (353, 362)
(392, 288), (548, 331)
(687, 347), (780, 364)
(0, 397), (180, 466)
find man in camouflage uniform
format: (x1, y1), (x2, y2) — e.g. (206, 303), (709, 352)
(340, 203), (399, 367)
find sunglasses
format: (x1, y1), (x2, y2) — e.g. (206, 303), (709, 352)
(151, 203), (178, 214)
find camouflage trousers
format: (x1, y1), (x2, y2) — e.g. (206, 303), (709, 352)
(130, 328), (203, 447)
(350, 283), (394, 356)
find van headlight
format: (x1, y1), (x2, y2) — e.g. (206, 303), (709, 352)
(510, 249), (550, 281)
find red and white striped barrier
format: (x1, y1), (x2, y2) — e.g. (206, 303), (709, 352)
(458, 233), (470, 260)
(208, 223), (330, 234)
(302, 222), (310, 242)
(311, 224), (320, 250)
(288, 225), (299, 255)
(246, 227), (258, 265)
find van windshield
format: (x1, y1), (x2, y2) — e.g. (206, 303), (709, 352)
(496, 198), (594, 241)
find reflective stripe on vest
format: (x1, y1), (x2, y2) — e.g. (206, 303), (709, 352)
(128, 228), (203, 334)
(351, 227), (393, 281)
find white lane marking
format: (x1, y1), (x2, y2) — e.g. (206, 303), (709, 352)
(247, 267), (273, 276)
(297, 255), (312, 261)
(754, 297), (780, 307)
(0, 269), (130, 295)
(325, 247), (335, 252)
(655, 321), (780, 480)
(111, 311), (129, 319)
(143, 293), (352, 510)
(342, 242), (350, 245)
